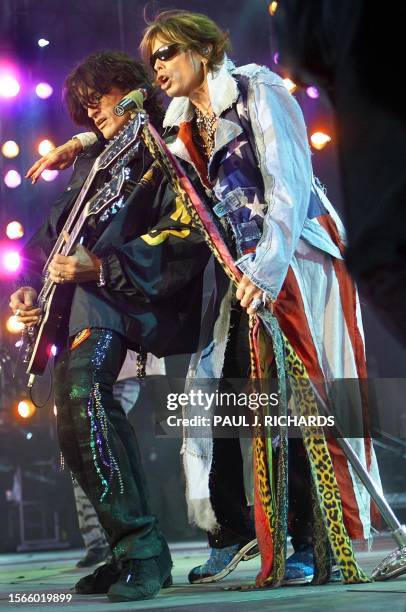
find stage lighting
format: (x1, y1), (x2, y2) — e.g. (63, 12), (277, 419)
(41, 169), (59, 182)
(2, 250), (21, 272)
(0, 74), (20, 98)
(283, 78), (297, 94)
(38, 39), (49, 47)
(6, 221), (24, 240)
(273, 52), (279, 65)
(53, 405), (57, 417)
(310, 131), (332, 150)
(38, 139), (55, 156)
(306, 86), (320, 99)
(6, 315), (24, 334)
(1, 140), (19, 158)
(269, 1), (278, 15)
(4, 170), (22, 188)
(36, 82), (53, 99)
(17, 400), (36, 419)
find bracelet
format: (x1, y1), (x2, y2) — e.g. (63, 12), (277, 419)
(96, 260), (106, 287)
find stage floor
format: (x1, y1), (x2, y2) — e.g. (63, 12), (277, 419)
(0, 538), (405, 611)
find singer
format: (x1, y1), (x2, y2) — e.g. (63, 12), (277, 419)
(10, 50), (209, 602)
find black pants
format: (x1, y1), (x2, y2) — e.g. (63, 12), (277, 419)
(54, 328), (164, 561)
(208, 308), (312, 550)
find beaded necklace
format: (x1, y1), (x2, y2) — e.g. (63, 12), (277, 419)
(194, 107), (217, 159)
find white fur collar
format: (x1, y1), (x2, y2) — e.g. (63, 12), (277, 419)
(163, 57), (239, 128)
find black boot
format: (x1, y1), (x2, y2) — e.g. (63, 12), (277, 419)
(107, 542), (173, 602)
(75, 559), (121, 594)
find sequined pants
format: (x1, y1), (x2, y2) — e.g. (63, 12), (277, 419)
(54, 328), (165, 561)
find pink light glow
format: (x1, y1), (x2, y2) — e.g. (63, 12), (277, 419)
(0, 74), (20, 98)
(306, 86), (320, 99)
(2, 250), (21, 272)
(46, 344), (58, 357)
(41, 169), (59, 182)
(4, 170), (22, 188)
(35, 82), (53, 99)
(273, 52), (279, 65)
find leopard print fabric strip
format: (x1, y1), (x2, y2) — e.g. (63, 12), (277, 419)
(283, 336), (370, 584)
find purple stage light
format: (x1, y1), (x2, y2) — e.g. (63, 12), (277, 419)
(0, 74), (20, 98)
(2, 250), (21, 273)
(41, 169), (59, 182)
(273, 52), (279, 65)
(36, 82), (53, 99)
(306, 86), (320, 99)
(4, 170), (22, 188)
(38, 38), (50, 47)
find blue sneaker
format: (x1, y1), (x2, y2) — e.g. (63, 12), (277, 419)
(283, 545), (342, 585)
(188, 539), (259, 584)
(283, 544), (314, 585)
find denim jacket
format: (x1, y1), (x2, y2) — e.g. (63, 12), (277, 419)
(164, 57), (345, 302)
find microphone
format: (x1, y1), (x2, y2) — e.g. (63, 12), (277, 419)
(113, 88), (148, 116)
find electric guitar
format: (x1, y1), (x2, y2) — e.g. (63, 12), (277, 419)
(23, 112), (146, 387)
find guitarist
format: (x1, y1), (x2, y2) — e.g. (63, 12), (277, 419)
(9, 51), (210, 603)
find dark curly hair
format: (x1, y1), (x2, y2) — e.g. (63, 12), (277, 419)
(63, 50), (164, 133)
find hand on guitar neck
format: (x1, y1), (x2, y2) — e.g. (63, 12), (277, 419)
(48, 232), (102, 285)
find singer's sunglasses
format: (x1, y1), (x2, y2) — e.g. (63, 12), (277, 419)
(150, 43), (185, 70)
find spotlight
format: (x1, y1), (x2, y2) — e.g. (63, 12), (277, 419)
(17, 400), (36, 419)
(310, 131), (332, 150)
(0, 74), (20, 98)
(26, 432), (33, 440)
(41, 169), (59, 182)
(4, 170), (22, 189)
(37, 39), (49, 47)
(53, 405), (57, 417)
(269, 1), (278, 15)
(283, 78), (297, 94)
(1, 140), (19, 158)
(35, 82), (53, 99)
(306, 86), (320, 99)
(273, 52), (279, 65)
(6, 221), (24, 240)
(38, 139), (55, 156)
(6, 315), (24, 334)
(2, 250), (21, 272)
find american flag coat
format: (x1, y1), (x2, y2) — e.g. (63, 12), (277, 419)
(163, 57), (382, 583)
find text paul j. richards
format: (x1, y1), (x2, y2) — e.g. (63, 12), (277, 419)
(166, 415), (336, 427)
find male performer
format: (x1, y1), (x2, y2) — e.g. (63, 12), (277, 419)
(9, 50), (209, 602)
(139, 10), (381, 587)
(24, 15), (381, 588)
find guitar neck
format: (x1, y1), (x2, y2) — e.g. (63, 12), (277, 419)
(42, 157), (101, 274)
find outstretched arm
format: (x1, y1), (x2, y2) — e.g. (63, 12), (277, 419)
(25, 132), (97, 183)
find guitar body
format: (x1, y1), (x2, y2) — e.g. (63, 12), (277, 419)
(23, 114), (145, 387)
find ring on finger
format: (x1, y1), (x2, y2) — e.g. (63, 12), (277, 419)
(250, 297), (262, 312)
